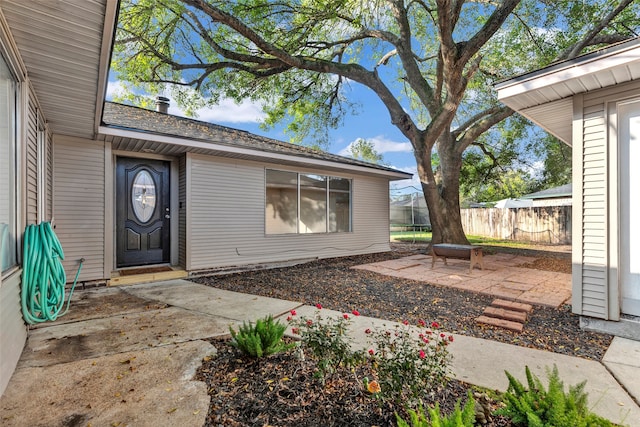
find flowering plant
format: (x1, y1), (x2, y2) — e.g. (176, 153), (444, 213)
(365, 320), (453, 408)
(288, 306), (362, 381)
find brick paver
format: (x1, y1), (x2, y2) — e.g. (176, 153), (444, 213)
(352, 253), (571, 308)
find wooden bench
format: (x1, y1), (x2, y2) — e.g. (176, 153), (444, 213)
(431, 243), (484, 274)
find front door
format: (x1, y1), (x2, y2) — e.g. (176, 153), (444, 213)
(620, 99), (640, 316)
(116, 157), (170, 268)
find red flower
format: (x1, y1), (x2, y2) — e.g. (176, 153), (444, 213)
(419, 350), (426, 359)
(315, 303), (323, 310)
(448, 335), (454, 342)
(352, 309), (360, 316)
(425, 330), (432, 335)
(343, 313), (349, 320)
(291, 327), (299, 335)
(440, 333), (446, 338)
(417, 319), (426, 327)
(431, 321), (439, 329)
(422, 337), (430, 344)
(368, 348), (375, 356)
(290, 309), (297, 316)
(365, 328), (372, 334)
(306, 319), (313, 326)
(286, 315), (292, 322)
(402, 320), (409, 325)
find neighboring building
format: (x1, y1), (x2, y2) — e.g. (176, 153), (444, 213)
(496, 37), (640, 339)
(0, 1), (410, 395)
(521, 183), (572, 207)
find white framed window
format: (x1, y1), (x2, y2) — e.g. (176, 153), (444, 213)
(265, 169), (351, 235)
(0, 53), (17, 273)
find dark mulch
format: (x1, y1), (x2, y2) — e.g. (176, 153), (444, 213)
(196, 336), (513, 427)
(191, 243), (613, 426)
(192, 244), (612, 361)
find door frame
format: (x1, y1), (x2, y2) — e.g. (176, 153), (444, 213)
(617, 98), (640, 316)
(108, 151), (179, 272)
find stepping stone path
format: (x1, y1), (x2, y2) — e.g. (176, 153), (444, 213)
(476, 299), (534, 332)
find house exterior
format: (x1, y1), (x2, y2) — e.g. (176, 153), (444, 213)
(496, 37), (640, 339)
(0, 0), (410, 396)
(521, 183), (572, 207)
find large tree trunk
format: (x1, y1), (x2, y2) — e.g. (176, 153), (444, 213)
(417, 133), (469, 245)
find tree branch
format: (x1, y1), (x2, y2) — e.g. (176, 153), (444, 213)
(455, 106), (514, 154)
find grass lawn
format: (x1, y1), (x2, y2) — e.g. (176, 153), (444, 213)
(390, 230), (537, 249)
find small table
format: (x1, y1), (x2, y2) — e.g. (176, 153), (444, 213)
(431, 243), (484, 274)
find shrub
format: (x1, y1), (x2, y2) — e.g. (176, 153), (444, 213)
(229, 315), (294, 358)
(289, 308), (362, 380)
(497, 365), (614, 427)
(395, 392), (476, 427)
(367, 320), (453, 408)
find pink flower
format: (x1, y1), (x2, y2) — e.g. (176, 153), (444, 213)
(365, 328), (372, 334)
(422, 337), (430, 344)
(368, 348), (375, 356)
(431, 321), (439, 329)
(419, 350), (426, 359)
(306, 319), (313, 326)
(291, 327), (299, 335)
(402, 320), (409, 325)
(315, 303), (323, 310)
(286, 315), (292, 322)
(343, 313), (349, 320)
(290, 309), (297, 316)
(352, 309), (360, 316)
(417, 319), (426, 327)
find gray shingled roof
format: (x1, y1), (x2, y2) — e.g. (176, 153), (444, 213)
(522, 183), (572, 199)
(101, 102), (411, 177)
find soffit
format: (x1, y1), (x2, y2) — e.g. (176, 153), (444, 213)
(1, 0), (116, 139)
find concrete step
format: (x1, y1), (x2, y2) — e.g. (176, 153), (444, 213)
(483, 306), (528, 323)
(476, 315), (524, 332)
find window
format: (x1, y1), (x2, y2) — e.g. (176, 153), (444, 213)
(0, 54), (17, 273)
(265, 169), (351, 234)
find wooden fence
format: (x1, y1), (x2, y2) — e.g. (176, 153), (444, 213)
(460, 206), (572, 244)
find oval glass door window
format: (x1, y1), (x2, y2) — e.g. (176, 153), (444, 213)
(131, 170), (156, 223)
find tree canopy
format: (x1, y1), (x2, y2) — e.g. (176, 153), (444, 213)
(113, 0), (639, 243)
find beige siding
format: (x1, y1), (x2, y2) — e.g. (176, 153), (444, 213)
(25, 95), (38, 225)
(579, 99), (608, 318)
(53, 135), (105, 281)
(188, 155), (390, 270)
(0, 271), (26, 395)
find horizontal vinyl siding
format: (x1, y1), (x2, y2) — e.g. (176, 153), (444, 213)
(25, 96), (38, 225)
(580, 99), (608, 318)
(53, 136), (105, 282)
(188, 155), (391, 270)
(0, 271), (27, 396)
(178, 154), (186, 268)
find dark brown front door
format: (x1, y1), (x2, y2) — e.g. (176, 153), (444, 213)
(116, 157), (170, 268)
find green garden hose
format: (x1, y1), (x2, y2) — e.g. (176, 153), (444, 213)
(21, 222), (83, 324)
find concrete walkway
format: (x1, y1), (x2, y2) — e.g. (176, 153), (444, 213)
(353, 253), (572, 308)
(1, 280), (638, 426)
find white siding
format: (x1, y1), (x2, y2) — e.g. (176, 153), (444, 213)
(53, 135), (105, 281)
(0, 272), (26, 395)
(187, 155), (391, 270)
(178, 154), (187, 268)
(25, 94), (38, 225)
(579, 99), (608, 318)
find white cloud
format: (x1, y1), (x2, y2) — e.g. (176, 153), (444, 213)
(390, 165), (421, 194)
(338, 135), (413, 156)
(185, 98), (266, 123)
(105, 80), (266, 124)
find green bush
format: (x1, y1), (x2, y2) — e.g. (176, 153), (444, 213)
(229, 315), (294, 358)
(395, 392), (476, 427)
(497, 365), (614, 427)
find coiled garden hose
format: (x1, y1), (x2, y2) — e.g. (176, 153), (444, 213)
(21, 222), (84, 324)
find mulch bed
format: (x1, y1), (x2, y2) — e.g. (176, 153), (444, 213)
(191, 243), (613, 426)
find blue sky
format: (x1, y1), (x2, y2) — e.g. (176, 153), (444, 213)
(106, 78), (421, 193)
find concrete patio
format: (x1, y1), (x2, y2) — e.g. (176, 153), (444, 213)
(352, 252), (572, 308)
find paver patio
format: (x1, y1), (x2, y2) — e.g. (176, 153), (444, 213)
(352, 253), (571, 307)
